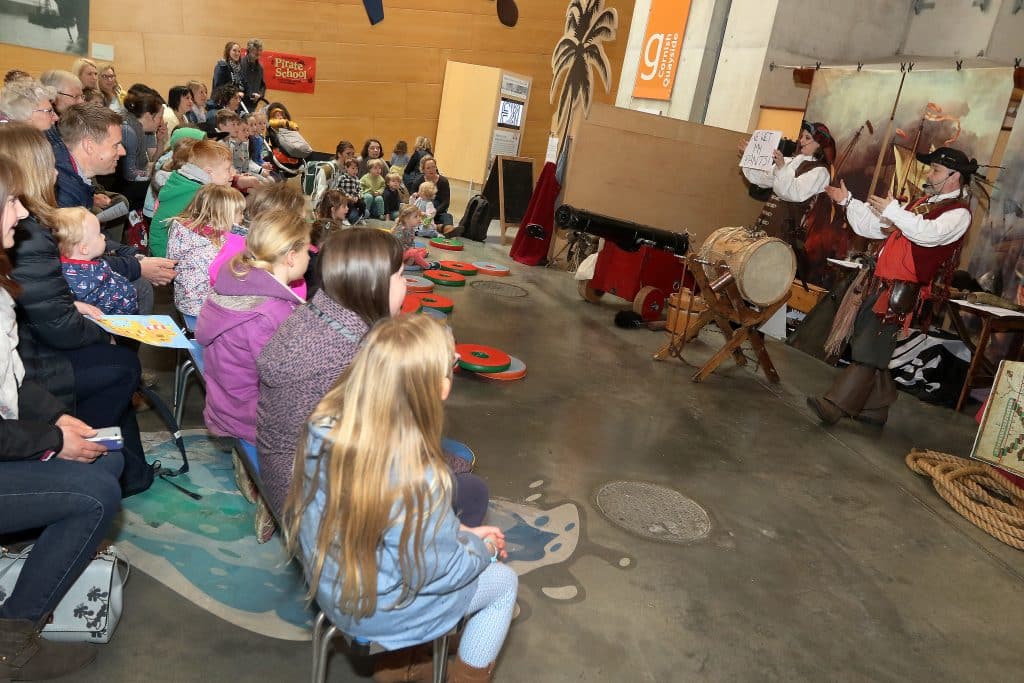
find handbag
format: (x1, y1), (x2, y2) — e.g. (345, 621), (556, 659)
(0, 545), (129, 643)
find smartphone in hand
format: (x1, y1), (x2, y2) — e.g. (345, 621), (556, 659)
(86, 427), (123, 451)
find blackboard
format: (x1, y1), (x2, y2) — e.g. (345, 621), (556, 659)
(482, 156), (534, 241)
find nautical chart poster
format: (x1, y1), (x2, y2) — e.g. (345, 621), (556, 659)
(973, 360), (1024, 477)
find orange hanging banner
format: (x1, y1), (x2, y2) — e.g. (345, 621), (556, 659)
(261, 50), (317, 94)
(631, 0), (692, 101)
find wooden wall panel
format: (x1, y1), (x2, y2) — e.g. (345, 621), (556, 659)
(0, 0), (635, 169)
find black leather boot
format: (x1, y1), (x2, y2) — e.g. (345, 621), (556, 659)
(855, 369), (898, 426)
(0, 618), (96, 681)
(807, 363), (877, 425)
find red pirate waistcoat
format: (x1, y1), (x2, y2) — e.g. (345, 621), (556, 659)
(871, 197), (970, 321)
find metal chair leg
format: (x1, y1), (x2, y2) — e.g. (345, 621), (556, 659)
(174, 363), (195, 425)
(433, 634), (450, 683)
(314, 624), (338, 683)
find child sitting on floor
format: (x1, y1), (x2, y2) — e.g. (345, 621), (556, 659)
(389, 139), (409, 174)
(391, 205), (436, 271)
(166, 184), (246, 317)
(334, 157), (365, 224)
(53, 207), (138, 315)
(286, 314), (517, 683)
(359, 158), (387, 219)
(412, 181), (438, 237)
(313, 189), (351, 239)
(382, 171), (409, 221)
(195, 210), (310, 444)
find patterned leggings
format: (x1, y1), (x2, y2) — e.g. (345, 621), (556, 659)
(458, 563), (518, 667)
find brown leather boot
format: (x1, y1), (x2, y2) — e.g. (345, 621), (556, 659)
(448, 657), (494, 683)
(855, 369), (898, 426)
(807, 363), (877, 425)
(0, 618), (96, 681)
(372, 646), (434, 683)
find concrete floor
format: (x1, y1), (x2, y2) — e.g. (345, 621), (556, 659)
(74, 231), (1024, 682)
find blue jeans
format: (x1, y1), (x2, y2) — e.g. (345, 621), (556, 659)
(362, 193), (385, 219)
(0, 453), (124, 625)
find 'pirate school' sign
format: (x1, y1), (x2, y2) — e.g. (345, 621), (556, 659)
(632, 0), (691, 101)
(260, 51), (317, 94)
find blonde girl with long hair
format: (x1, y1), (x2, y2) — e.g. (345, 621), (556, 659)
(391, 204), (434, 270)
(287, 314), (517, 683)
(195, 209), (309, 444)
(166, 184), (246, 318)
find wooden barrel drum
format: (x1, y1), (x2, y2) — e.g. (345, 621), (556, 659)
(698, 227), (795, 307)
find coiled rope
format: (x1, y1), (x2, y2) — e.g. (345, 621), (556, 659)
(906, 449), (1024, 550)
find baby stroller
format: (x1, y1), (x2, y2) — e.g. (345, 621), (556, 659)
(264, 102), (312, 180)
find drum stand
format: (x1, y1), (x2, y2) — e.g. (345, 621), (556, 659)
(654, 255), (788, 383)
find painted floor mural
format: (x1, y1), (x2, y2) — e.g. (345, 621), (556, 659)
(114, 431), (633, 640)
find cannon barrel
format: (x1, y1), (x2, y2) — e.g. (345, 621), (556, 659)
(554, 205), (690, 256)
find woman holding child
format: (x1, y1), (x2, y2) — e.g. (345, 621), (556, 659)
(0, 123), (148, 497)
(0, 154), (123, 681)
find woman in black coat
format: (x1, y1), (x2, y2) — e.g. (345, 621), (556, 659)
(0, 154), (122, 681)
(0, 123), (149, 497)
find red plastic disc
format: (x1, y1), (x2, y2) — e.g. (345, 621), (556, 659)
(430, 237), (465, 251)
(424, 269), (466, 287)
(472, 261), (511, 276)
(476, 355), (526, 381)
(405, 275), (434, 293)
(439, 260), (478, 275)
(410, 293), (454, 313)
(400, 296), (422, 314)
(455, 343), (512, 373)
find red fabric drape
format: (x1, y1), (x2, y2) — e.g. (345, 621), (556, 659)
(510, 161), (561, 266)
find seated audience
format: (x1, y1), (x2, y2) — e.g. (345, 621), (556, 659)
(150, 138), (235, 257)
(218, 109), (265, 178)
(164, 85), (193, 135)
(195, 210), (309, 444)
(359, 158), (387, 219)
(97, 63), (125, 112)
(167, 184), (246, 317)
(144, 126), (205, 223)
(0, 78), (58, 131)
(402, 136), (432, 193)
(413, 180), (438, 236)
(313, 189), (351, 238)
(286, 314), (514, 683)
(1, 123), (149, 496)
(206, 84), (242, 126)
(39, 70), (84, 120)
(382, 171), (408, 221)
(335, 157), (365, 224)
(392, 204), (434, 270)
(0, 154), (123, 682)
(421, 156), (455, 234)
(356, 137), (389, 178)
(118, 88), (168, 210)
(257, 228), (489, 526)
(53, 207), (138, 315)
(390, 139), (409, 174)
(186, 80), (208, 124)
(71, 57), (99, 91)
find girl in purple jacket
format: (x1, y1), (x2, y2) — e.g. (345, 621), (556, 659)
(195, 209), (309, 442)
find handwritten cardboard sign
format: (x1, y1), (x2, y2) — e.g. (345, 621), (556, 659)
(739, 130), (782, 173)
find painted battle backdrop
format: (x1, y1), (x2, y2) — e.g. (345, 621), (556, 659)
(798, 67), (1015, 286)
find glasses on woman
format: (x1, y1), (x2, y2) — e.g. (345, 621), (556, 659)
(33, 107), (56, 116)
(57, 91), (85, 102)
(100, 74), (117, 81)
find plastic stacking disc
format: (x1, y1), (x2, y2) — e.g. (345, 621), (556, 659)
(441, 438), (476, 468)
(456, 343), (512, 373)
(476, 355), (526, 381)
(472, 261), (511, 276)
(412, 293), (454, 313)
(430, 237), (464, 251)
(414, 240), (427, 249)
(439, 260), (478, 275)
(400, 296), (422, 315)
(405, 275), (434, 293)
(404, 262), (423, 272)
(421, 307), (448, 323)
(424, 269), (466, 287)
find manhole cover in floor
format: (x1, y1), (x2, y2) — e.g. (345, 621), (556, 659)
(470, 281), (529, 298)
(594, 481), (711, 544)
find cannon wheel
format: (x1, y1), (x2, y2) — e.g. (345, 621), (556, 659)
(577, 279), (605, 304)
(633, 286), (666, 321)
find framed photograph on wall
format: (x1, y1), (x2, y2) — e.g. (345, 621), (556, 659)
(0, 0), (89, 56)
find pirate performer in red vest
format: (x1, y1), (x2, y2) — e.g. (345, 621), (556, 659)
(808, 147), (978, 427)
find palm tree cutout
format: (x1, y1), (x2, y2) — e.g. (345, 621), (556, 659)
(550, 0), (618, 138)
